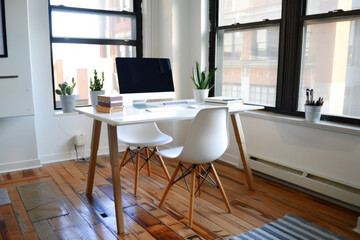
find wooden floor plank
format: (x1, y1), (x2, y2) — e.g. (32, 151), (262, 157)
(72, 161), (156, 239)
(0, 204), (24, 240)
(6, 186), (38, 239)
(0, 175), (52, 188)
(0, 156), (359, 240)
(44, 164), (101, 227)
(33, 220), (59, 240)
(123, 205), (183, 240)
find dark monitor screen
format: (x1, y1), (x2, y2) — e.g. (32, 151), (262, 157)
(116, 57), (175, 96)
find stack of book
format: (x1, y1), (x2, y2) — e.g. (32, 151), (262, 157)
(205, 96), (244, 105)
(96, 95), (123, 113)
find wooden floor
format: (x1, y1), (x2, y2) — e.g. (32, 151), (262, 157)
(0, 154), (359, 240)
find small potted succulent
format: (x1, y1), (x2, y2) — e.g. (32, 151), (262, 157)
(89, 69), (105, 108)
(191, 61), (217, 102)
(56, 78), (77, 113)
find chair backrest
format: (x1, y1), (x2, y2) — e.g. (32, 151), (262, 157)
(178, 107), (229, 164)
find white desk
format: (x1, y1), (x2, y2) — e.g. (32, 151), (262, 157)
(76, 102), (263, 234)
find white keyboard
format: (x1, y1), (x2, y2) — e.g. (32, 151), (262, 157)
(146, 106), (185, 112)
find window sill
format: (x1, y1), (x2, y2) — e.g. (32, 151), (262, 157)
(53, 110), (80, 117)
(239, 110), (360, 136)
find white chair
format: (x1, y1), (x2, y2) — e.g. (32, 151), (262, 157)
(157, 107), (232, 228)
(117, 123), (172, 195)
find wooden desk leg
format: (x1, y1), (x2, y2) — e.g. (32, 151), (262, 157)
(230, 114), (254, 190)
(107, 124), (125, 234)
(86, 119), (102, 195)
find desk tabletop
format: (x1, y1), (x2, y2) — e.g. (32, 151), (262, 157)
(76, 101), (263, 126)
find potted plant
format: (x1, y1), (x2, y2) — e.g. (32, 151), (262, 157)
(89, 69), (105, 108)
(55, 78), (77, 113)
(191, 61), (217, 102)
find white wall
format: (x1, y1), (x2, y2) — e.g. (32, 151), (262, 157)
(0, 0), (34, 119)
(0, 0), (39, 173)
(27, 0), (117, 164)
(144, 0), (209, 146)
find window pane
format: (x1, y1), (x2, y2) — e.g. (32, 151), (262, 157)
(51, 11), (135, 40)
(215, 26), (279, 106)
(306, 0), (360, 15)
(218, 0), (282, 26)
(52, 43), (135, 107)
(298, 19), (360, 119)
(50, 0), (133, 12)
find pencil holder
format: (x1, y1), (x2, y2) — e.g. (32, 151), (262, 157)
(305, 105), (322, 123)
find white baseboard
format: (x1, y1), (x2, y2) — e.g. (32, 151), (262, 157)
(354, 217), (360, 233)
(40, 144), (128, 165)
(0, 159), (42, 174)
(217, 152), (244, 168)
(1, 143), (129, 173)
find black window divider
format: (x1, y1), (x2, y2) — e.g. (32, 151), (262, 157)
(51, 38), (137, 46)
(216, 19), (282, 31)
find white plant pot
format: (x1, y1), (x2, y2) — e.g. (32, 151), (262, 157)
(193, 89), (209, 102)
(60, 95), (77, 113)
(305, 105), (322, 122)
(90, 90), (105, 108)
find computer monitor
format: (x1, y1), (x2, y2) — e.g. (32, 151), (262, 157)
(115, 57), (175, 107)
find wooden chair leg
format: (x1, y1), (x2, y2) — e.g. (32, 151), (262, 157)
(159, 162), (181, 207)
(155, 147), (171, 181)
(134, 148), (140, 195)
(188, 167), (196, 228)
(197, 165), (201, 196)
(210, 163), (232, 213)
(119, 147), (130, 172)
(145, 148), (151, 177)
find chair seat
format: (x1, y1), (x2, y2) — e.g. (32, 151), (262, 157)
(118, 133), (172, 147)
(117, 122), (173, 147)
(156, 147), (183, 159)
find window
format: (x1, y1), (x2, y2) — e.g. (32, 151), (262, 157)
(213, 0), (281, 107)
(49, 0), (142, 109)
(298, 2), (360, 119)
(210, 0), (360, 124)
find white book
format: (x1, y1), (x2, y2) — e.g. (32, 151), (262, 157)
(205, 96), (244, 105)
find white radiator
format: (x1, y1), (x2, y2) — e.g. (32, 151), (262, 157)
(248, 156), (360, 208)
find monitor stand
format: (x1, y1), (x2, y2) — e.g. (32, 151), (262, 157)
(132, 99), (157, 109)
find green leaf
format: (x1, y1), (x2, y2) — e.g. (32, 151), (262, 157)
(196, 61), (201, 87)
(203, 67), (217, 89)
(200, 71), (206, 88)
(191, 76), (200, 89)
(55, 89), (62, 95)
